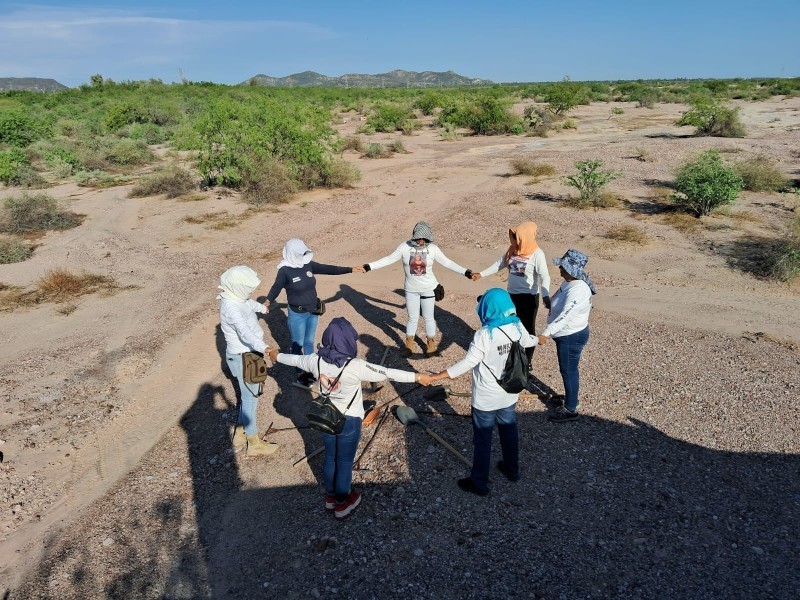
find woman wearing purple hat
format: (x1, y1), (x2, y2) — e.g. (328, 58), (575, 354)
(268, 317), (422, 520)
(539, 249), (596, 423)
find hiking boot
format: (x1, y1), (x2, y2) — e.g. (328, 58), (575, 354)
(457, 477), (490, 497)
(232, 425), (247, 451)
(403, 336), (415, 357)
(547, 394), (566, 408)
(334, 490), (362, 520)
(324, 493), (335, 511)
(246, 434), (279, 457)
(425, 336), (439, 356)
(497, 461), (520, 482)
(548, 406), (579, 423)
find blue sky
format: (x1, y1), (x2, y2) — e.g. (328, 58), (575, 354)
(1, 1), (798, 87)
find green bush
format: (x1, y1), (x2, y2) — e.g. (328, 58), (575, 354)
(104, 138), (154, 166)
(241, 157), (297, 206)
(73, 170), (130, 188)
(671, 149), (744, 216)
(388, 139), (408, 154)
(510, 159), (556, 177)
(0, 148), (30, 185)
(523, 106), (556, 137)
(677, 98), (746, 137)
(367, 103), (414, 133)
(323, 157), (361, 188)
(127, 123), (168, 144)
(413, 93), (443, 116)
(0, 193), (82, 233)
(362, 143), (390, 159)
(562, 159), (620, 207)
(0, 110), (50, 146)
(0, 235), (32, 264)
(129, 165), (196, 198)
(545, 78), (585, 115)
(734, 157), (791, 192)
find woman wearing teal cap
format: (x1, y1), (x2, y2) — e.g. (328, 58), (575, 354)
(421, 288), (545, 496)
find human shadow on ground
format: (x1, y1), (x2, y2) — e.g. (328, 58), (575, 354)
(715, 234), (791, 279)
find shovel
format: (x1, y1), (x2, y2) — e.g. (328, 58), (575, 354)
(364, 347), (389, 395)
(393, 406), (472, 468)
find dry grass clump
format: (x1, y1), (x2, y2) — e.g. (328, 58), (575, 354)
(439, 123), (461, 141)
(242, 159), (297, 206)
(183, 211), (229, 225)
(0, 193), (82, 233)
(129, 165), (196, 199)
(662, 212), (701, 233)
(510, 159), (557, 177)
(605, 224), (649, 245)
(713, 207), (764, 224)
(73, 170), (131, 188)
(632, 147), (653, 162)
(0, 269), (120, 311)
(769, 217), (800, 281)
(388, 139), (410, 154)
(340, 136), (367, 153)
(562, 191), (622, 210)
(734, 157), (791, 192)
(325, 158), (361, 189)
(362, 143), (392, 159)
(0, 236), (33, 264)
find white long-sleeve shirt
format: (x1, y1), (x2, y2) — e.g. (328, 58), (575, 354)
(541, 280), (592, 338)
(368, 242), (467, 293)
(219, 298), (269, 354)
(446, 323), (537, 411)
(479, 248), (551, 297)
(277, 354), (416, 418)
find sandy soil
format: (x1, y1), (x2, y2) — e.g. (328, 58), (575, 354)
(1, 98), (798, 598)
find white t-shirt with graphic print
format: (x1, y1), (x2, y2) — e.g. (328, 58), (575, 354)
(479, 248), (551, 297)
(368, 242), (468, 294)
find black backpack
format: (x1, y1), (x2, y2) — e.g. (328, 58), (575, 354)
(482, 327), (529, 393)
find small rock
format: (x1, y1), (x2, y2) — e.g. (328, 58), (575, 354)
(751, 546), (764, 555)
(102, 537), (115, 547)
(413, 548), (424, 557)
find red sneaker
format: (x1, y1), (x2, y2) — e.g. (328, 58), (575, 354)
(324, 493), (335, 511)
(334, 490), (362, 520)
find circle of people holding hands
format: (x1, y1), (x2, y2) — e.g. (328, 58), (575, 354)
(218, 221), (595, 519)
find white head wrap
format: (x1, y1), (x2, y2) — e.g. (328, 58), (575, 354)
(277, 238), (314, 269)
(218, 265), (260, 302)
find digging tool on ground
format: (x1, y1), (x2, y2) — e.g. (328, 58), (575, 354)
(393, 406), (472, 468)
(293, 445), (324, 467)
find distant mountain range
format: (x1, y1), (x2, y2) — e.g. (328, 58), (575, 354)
(0, 77), (67, 92)
(244, 70), (492, 88)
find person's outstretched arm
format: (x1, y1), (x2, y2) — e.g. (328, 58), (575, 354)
(432, 246), (472, 278)
(362, 244), (404, 272)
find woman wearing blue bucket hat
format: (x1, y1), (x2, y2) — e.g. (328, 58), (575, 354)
(540, 249), (596, 423)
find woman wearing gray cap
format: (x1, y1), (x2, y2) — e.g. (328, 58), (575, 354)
(362, 221), (473, 357)
(539, 249), (596, 423)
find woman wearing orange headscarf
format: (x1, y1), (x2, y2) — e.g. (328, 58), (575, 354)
(472, 222), (550, 362)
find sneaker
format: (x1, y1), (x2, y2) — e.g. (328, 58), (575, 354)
(334, 490), (362, 520)
(547, 394), (566, 408)
(548, 406), (579, 423)
(457, 477), (490, 497)
(497, 461), (520, 482)
(324, 493), (335, 511)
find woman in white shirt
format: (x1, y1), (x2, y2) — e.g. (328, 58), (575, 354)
(540, 249), (596, 423)
(362, 221), (473, 357)
(472, 221), (551, 364)
(268, 317), (421, 520)
(218, 265), (279, 457)
(421, 288), (542, 496)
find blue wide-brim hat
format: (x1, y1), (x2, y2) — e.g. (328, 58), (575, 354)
(552, 248), (589, 279)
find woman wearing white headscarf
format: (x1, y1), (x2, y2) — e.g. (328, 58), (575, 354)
(218, 265), (279, 457)
(265, 239), (364, 387)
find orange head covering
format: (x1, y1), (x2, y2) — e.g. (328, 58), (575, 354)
(504, 222), (539, 262)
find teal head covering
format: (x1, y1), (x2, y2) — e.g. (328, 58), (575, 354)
(476, 288), (520, 338)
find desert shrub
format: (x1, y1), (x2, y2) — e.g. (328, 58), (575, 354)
(0, 236), (32, 264)
(611, 107), (625, 115)
(677, 98), (746, 138)
(0, 193), (81, 233)
(0, 148), (31, 185)
(768, 218), (800, 281)
(545, 78), (585, 115)
(734, 157), (791, 192)
(401, 119), (422, 135)
(104, 138), (153, 166)
(634, 89), (658, 108)
(596, 191), (624, 208)
(127, 123), (168, 144)
(562, 159), (620, 208)
(461, 96), (522, 135)
(439, 122), (461, 141)
(73, 170), (130, 188)
(510, 159), (556, 177)
(388, 139), (409, 154)
(662, 212), (702, 233)
(37, 269), (116, 300)
(28, 142), (83, 178)
(605, 224), (648, 244)
(339, 136), (367, 153)
(413, 93), (443, 116)
(367, 103), (414, 133)
(362, 143), (390, 159)
(324, 157), (361, 189)
(562, 118), (578, 130)
(241, 157), (297, 206)
(523, 106), (556, 137)
(671, 149), (744, 216)
(129, 165), (196, 198)
(0, 109), (50, 147)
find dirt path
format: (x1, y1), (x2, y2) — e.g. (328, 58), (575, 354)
(1, 98), (798, 597)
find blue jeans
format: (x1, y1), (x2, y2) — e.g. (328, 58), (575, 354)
(225, 352), (260, 436)
(554, 326), (590, 412)
(287, 307), (319, 357)
(322, 416), (362, 501)
(470, 405), (519, 491)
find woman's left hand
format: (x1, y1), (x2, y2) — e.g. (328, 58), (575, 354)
(537, 335), (549, 346)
